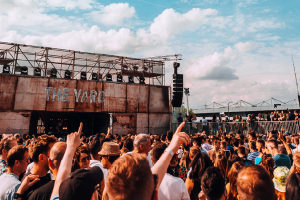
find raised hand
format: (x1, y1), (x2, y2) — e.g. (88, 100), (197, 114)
(17, 174), (40, 195)
(67, 122), (83, 151)
(168, 122), (190, 153)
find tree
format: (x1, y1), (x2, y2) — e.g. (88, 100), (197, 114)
(172, 102), (195, 123)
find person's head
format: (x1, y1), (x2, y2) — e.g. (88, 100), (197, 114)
(179, 113), (182, 117)
(134, 134), (151, 155)
(286, 173), (300, 200)
(166, 130), (173, 143)
(203, 116), (206, 119)
(189, 151), (213, 182)
(226, 154), (242, 176)
(192, 137), (203, 148)
(213, 139), (220, 150)
(16, 137), (24, 146)
(76, 145), (90, 169)
(237, 146), (246, 158)
(249, 141), (257, 152)
(7, 145), (29, 176)
(90, 139), (101, 159)
(104, 153), (154, 200)
(123, 138), (134, 152)
(220, 141), (227, 151)
(227, 162), (245, 200)
(236, 165), (275, 200)
(48, 142), (67, 177)
(151, 142), (167, 164)
(160, 134), (167, 142)
(0, 136), (17, 160)
(98, 142), (121, 169)
(214, 150), (227, 178)
(266, 139), (278, 156)
(259, 154), (274, 178)
(201, 167), (225, 200)
(256, 139), (265, 153)
(29, 135), (57, 170)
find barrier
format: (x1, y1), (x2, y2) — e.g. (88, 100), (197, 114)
(171, 121), (300, 135)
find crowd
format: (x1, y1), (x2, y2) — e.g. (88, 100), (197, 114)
(1, 121), (300, 200)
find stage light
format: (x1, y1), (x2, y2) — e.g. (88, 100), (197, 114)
(21, 66), (28, 75)
(128, 76), (134, 83)
(139, 76), (145, 84)
(92, 73), (98, 81)
(34, 68), (41, 76)
(81, 72), (86, 80)
(65, 70), (71, 79)
(117, 74), (122, 82)
(106, 74), (112, 82)
(50, 68), (57, 78)
(2, 64), (10, 74)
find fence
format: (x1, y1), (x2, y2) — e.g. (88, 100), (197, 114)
(171, 121), (300, 135)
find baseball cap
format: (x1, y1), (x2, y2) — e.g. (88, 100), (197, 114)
(59, 166), (103, 200)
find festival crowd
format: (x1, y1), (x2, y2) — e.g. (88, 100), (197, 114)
(1, 120), (300, 200)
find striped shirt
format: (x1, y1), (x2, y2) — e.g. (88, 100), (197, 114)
(247, 151), (260, 164)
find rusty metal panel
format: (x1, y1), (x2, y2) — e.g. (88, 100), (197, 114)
(0, 74), (18, 110)
(149, 113), (171, 135)
(136, 113), (148, 134)
(14, 77), (48, 111)
(103, 82), (126, 113)
(74, 81), (103, 112)
(0, 111), (31, 135)
(112, 113), (136, 135)
(126, 84), (149, 113)
(46, 79), (77, 112)
(149, 86), (169, 113)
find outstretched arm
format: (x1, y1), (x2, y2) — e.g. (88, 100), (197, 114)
(50, 123), (83, 199)
(151, 122), (189, 187)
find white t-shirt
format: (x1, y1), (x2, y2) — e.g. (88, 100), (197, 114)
(89, 160), (108, 182)
(158, 173), (190, 200)
(123, 151), (153, 167)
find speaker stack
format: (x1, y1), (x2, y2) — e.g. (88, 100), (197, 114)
(171, 62), (183, 107)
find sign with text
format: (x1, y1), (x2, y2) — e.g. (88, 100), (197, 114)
(45, 87), (105, 103)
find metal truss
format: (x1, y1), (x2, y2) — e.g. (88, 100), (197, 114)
(0, 42), (166, 85)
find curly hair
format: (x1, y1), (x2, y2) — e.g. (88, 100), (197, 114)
(0, 136), (16, 155)
(7, 145), (28, 167)
(29, 135), (57, 163)
(260, 154), (274, 179)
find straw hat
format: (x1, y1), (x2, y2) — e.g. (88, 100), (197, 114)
(98, 142), (121, 156)
(273, 166), (290, 193)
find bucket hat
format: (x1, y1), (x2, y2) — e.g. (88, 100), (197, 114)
(98, 142), (121, 156)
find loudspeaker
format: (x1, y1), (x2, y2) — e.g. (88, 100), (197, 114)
(172, 74), (183, 107)
(106, 74), (112, 81)
(92, 73), (98, 80)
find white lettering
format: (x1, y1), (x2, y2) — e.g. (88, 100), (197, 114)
(53, 88), (61, 101)
(98, 91), (105, 103)
(90, 90), (97, 103)
(62, 88), (70, 102)
(74, 89), (81, 102)
(45, 87), (52, 101)
(81, 90), (89, 102)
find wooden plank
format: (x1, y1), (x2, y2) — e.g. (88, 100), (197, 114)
(0, 111), (31, 135)
(136, 113), (148, 134)
(14, 77), (48, 111)
(112, 113), (136, 135)
(103, 82), (126, 113)
(149, 113), (171, 135)
(149, 86), (169, 113)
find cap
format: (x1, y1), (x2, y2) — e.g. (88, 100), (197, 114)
(59, 166), (103, 200)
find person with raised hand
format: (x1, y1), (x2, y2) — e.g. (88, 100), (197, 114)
(50, 123), (83, 200)
(104, 122), (190, 200)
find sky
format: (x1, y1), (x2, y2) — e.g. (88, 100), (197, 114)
(1, 0), (300, 109)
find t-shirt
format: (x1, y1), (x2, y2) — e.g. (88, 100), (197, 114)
(23, 173), (52, 200)
(247, 151), (260, 164)
(158, 173), (190, 200)
(0, 173), (20, 200)
(273, 154), (291, 169)
(288, 113), (295, 120)
(177, 117), (183, 123)
(227, 145), (234, 153)
(89, 160), (108, 182)
(202, 119), (207, 126)
(255, 157), (262, 165)
(28, 180), (54, 200)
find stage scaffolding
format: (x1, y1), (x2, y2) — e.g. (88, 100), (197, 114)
(0, 42), (165, 85)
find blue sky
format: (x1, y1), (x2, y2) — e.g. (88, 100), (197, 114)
(1, 0), (300, 108)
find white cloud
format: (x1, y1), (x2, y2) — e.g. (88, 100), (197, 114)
(247, 19), (284, 32)
(234, 41), (262, 52)
(89, 3), (136, 26)
(149, 8), (219, 41)
(262, 9), (271, 13)
(185, 46), (238, 80)
(41, 0), (95, 11)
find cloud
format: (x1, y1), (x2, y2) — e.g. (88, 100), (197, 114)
(262, 9), (271, 13)
(186, 46), (238, 81)
(89, 3), (136, 26)
(199, 66), (239, 80)
(149, 8), (220, 41)
(247, 19), (284, 32)
(41, 0), (95, 11)
(234, 41), (261, 52)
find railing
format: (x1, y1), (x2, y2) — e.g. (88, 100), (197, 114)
(171, 121), (300, 135)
